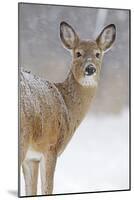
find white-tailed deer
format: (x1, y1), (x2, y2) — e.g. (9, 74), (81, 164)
(20, 21), (116, 196)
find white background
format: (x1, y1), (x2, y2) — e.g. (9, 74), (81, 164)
(0, 0), (133, 200)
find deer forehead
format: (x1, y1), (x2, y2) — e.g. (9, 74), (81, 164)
(74, 40), (100, 54)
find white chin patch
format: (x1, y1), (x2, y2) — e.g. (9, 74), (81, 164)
(79, 75), (97, 87)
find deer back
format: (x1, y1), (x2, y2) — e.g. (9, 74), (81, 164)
(20, 70), (70, 153)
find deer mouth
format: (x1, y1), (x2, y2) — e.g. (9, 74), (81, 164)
(79, 75), (97, 87)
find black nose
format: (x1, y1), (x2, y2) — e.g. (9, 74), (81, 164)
(85, 65), (96, 76)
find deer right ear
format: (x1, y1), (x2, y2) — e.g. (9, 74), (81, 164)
(60, 21), (79, 49)
(96, 24), (116, 52)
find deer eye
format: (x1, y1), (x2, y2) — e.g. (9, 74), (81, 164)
(76, 52), (82, 58)
(96, 52), (100, 59)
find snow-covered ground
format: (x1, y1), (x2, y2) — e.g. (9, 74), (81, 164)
(20, 108), (129, 195)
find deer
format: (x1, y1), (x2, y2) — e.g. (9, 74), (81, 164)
(20, 21), (116, 196)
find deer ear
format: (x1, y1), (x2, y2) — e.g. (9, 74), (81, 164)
(96, 24), (116, 52)
(60, 21), (79, 49)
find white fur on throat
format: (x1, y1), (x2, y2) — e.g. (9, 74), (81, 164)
(79, 74), (97, 87)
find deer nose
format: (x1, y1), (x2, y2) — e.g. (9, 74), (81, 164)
(85, 64), (96, 76)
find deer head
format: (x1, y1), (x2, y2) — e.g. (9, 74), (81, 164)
(60, 21), (116, 88)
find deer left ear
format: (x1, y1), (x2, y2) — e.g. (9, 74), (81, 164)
(96, 24), (116, 52)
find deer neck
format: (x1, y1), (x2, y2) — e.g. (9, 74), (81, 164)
(55, 70), (97, 130)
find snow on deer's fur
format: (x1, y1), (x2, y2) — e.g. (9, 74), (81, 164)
(20, 21), (116, 196)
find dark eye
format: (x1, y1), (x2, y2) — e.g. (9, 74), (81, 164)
(76, 52), (82, 57)
(96, 52), (100, 59)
